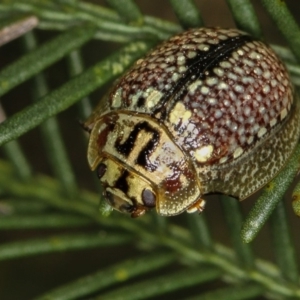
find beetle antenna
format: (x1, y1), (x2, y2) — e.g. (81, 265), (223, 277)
(78, 119), (92, 133)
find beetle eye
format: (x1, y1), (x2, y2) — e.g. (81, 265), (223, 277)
(142, 189), (156, 208)
(96, 163), (107, 179)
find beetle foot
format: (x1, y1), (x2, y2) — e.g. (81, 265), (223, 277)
(130, 205), (148, 218)
(186, 199), (206, 214)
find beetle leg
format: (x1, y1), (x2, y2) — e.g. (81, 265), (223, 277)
(130, 205), (148, 218)
(186, 199), (206, 214)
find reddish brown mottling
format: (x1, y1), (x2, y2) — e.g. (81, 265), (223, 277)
(108, 28), (293, 166)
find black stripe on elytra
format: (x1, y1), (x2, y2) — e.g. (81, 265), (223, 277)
(115, 121), (160, 171)
(152, 34), (255, 117)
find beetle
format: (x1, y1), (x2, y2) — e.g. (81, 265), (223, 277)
(85, 27), (300, 217)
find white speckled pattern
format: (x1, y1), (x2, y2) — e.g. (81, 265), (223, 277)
(107, 28), (293, 167)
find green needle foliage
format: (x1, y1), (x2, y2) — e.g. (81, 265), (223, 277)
(0, 1), (299, 299)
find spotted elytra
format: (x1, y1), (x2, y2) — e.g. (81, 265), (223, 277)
(85, 27), (300, 218)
